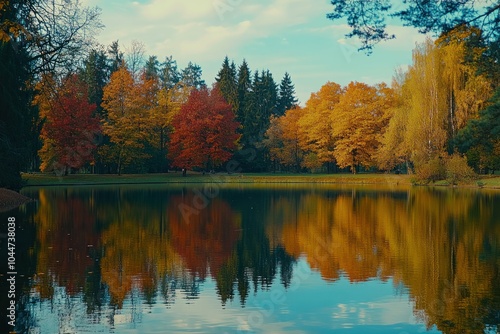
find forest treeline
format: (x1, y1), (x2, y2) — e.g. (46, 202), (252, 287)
(2, 1), (500, 189)
(37, 25), (500, 183)
(35, 49), (298, 175)
(265, 26), (500, 181)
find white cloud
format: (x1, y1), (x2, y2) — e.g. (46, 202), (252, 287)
(87, 0), (430, 106)
(383, 25), (431, 51)
(137, 0), (215, 21)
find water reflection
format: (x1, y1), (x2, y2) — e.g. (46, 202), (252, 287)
(5, 185), (500, 333)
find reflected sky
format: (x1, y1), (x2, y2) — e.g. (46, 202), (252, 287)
(30, 258), (440, 334)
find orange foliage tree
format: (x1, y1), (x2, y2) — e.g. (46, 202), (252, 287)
(332, 82), (395, 173)
(168, 86), (240, 170)
(264, 107), (305, 171)
(298, 82), (343, 170)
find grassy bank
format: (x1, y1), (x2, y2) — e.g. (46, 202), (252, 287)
(20, 172), (500, 189)
(22, 172), (416, 187)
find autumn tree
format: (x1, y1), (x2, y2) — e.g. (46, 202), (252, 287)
(436, 26), (492, 140)
(332, 82), (394, 173)
(143, 57), (181, 172)
(376, 81), (410, 172)
(79, 46), (113, 173)
(0, 0), (101, 188)
(298, 82), (343, 171)
(387, 35), (492, 178)
(101, 64), (151, 174)
(168, 87), (240, 170)
(263, 107), (304, 171)
(37, 74), (100, 174)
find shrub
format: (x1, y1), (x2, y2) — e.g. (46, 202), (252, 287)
(445, 154), (476, 185)
(414, 157), (445, 184)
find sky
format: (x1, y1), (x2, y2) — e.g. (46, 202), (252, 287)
(82, 0), (431, 105)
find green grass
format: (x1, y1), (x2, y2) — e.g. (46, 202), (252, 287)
(21, 172), (500, 189)
(22, 172), (412, 187)
(476, 175), (500, 188)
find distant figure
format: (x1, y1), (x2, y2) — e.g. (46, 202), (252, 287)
(182, 168), (186, 177)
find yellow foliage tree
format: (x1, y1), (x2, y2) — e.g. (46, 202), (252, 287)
(436, 26), (492, 136)
(101, 64), (151, 174)
(381, 31), (492, 175)
(298, 82), (343, 170)
(33, 74), (58, 172)
(376, 71), (411, 171)
(332, 81), (394, 173)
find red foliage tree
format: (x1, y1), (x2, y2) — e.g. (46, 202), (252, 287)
(39, 74), (101, 173)
(168, 86), (240, 170)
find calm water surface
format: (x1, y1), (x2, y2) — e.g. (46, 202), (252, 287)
(1, 184), (499, 333)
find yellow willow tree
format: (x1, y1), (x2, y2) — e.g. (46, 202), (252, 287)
(436, 26), (492, 137)
(101, 64), (151, 174)
(386, 33), (492, 176)
(298, 82), (343, 171)
(332, 81), (395, 173)
(403, 38), (449, 168)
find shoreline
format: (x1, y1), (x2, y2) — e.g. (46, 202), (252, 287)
(2, 172), (499, 212)
(0, 188), (32, 212)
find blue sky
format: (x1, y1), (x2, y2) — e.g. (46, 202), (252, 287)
(83, 0), (430, 105)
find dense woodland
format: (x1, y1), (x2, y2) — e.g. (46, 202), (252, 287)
(2, 1), (500, 189)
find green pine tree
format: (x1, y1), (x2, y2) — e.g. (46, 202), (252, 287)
(144, 55), (161, 81)
(180, 61), (206, 89)
(277, 72), (298, 116)
(79, 48), (110, 116)
(107, 40), (124, 74)
(215, 56), (238, 112)
(236, 60), (251, 125)
(455, 87), (500, 172)
(160, 56), (180, 90)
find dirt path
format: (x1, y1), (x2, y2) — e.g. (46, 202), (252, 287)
(0, 188), (32, 212)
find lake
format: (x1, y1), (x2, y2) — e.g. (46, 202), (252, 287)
(1, 184), (499, 333)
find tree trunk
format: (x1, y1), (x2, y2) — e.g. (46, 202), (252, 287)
(117, 146), (123, 176)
